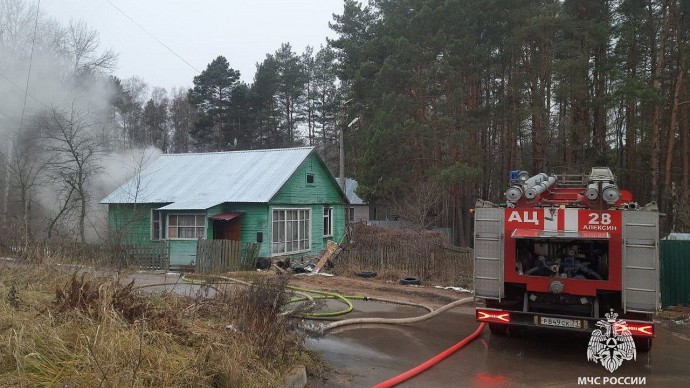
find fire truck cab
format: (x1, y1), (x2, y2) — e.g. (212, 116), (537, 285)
(474, 168), (659, 351)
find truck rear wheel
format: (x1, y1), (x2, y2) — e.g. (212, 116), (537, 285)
(634, 338), (652, 352)
(488, 324), (509, 335)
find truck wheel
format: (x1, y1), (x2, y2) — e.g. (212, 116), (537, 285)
(634, 338), (652, 352)
(489, 324), (509, 335)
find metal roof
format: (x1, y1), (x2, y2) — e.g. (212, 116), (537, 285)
(210, 212), (245, 221)
(336, 178), (366, 205)
(101, 147), (317, 208)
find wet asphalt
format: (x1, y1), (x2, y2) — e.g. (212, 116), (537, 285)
(120, 272), (690, 387)
(306, 300), (690, 388)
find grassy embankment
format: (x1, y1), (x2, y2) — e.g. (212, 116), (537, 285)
(0, 261), (322, 387)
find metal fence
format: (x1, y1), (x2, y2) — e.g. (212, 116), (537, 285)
(661, 239), (690, 307)
(196, 240), (261, 274)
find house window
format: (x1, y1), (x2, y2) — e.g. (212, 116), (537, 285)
(323, 207), (333, 237)
(272, 209), (310, 255)
(348, 207), (355, 223)
(167, 214), (205, 240)
(306, 173), (315, 185)
(151, 210), (164, 240)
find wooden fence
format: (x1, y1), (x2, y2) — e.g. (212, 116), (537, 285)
(119, 243), (169, 270)
(196, 240), (261, 274)
(336, 245), (473, 286)
(0, 238), (170, 270)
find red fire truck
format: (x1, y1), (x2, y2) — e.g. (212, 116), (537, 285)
(474, 168), (659, 350)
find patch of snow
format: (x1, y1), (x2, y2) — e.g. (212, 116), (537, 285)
(294, 272), (335, 277)
(434, 285), (473, 293)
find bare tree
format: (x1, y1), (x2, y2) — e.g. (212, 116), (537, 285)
(65, 19), (117, 75)
(0, 125), (46, 244)
(41, 103), (103, 242)
(390, 180), (444, 229)
(169, 87), (196, 153)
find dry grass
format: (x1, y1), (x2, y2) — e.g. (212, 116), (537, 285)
(0, 262), (322, 387)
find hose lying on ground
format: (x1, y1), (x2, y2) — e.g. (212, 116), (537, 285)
(372, 322), (486, 388)
(286, 294), (434, 318)
(139, 274), (448, 323)
(320, 296), (475, 332)
(202, 275), (481, 386)
(184, 275), (435, 318)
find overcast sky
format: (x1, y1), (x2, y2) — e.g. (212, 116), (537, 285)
(41, 0), (343, 90)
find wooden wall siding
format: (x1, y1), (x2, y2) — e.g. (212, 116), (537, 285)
(270, 153), (347, 255)
(196, 240), (261, 274)
(206, 203), (271, 256)
(108, 203), (165, 246)
(271, 154), (344, 204)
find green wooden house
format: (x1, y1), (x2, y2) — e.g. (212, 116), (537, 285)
(101, 147), (348, 267)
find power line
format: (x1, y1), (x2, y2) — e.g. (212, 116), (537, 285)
(0, 71), (50, 110)
(18, 0), (43, 132)
(101, 0), (200, 74)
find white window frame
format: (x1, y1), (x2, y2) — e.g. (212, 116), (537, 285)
(151, 209), (164, 241)
(323, 207), (333, 237)
(167, 213), (206, 240)
(271, 208), (311, 256)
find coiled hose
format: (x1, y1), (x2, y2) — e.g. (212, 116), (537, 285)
(179, 274), (434, 319)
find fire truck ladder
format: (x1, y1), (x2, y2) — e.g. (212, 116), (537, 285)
(554, 173), (587, 188)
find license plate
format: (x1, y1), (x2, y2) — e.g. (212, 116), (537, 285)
(539, 316), (582, 329)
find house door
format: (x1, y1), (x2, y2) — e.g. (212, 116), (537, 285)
(213, 219), (242, 241)
(211, 212), (244, 241)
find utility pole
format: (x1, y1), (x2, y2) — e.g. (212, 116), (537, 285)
(338, 99), (353, 192)
(339, 125), (345, 191)
(340, 117), (360, 193)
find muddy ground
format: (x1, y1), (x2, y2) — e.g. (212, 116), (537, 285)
(288, 273), (470, 309)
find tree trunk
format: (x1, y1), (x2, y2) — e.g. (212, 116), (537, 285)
(650, 1), (670, 202)
(530, 42), (545, 173)
(593, 43), (607, 158)
(663, 61), (684, 204)
(682, 81), (690, 206)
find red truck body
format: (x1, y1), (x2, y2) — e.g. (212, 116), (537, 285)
(473, 169), (659, 350)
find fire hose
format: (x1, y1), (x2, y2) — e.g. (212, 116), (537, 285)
(312, 296), (483, 387)
(141, 274), (484, 386)
(319, 296), (474, 332)
(372, 322), (486, 388)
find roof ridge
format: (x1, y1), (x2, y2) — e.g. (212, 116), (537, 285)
(160, 146), (314, 157)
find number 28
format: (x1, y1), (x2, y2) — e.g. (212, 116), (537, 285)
(588, 213), (611, 225)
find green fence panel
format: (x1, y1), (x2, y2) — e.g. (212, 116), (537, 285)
(660, 240), (690, 308)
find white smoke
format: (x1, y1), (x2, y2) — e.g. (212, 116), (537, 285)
(0, 0), (124, 242)
(86, 147), (163, 242)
